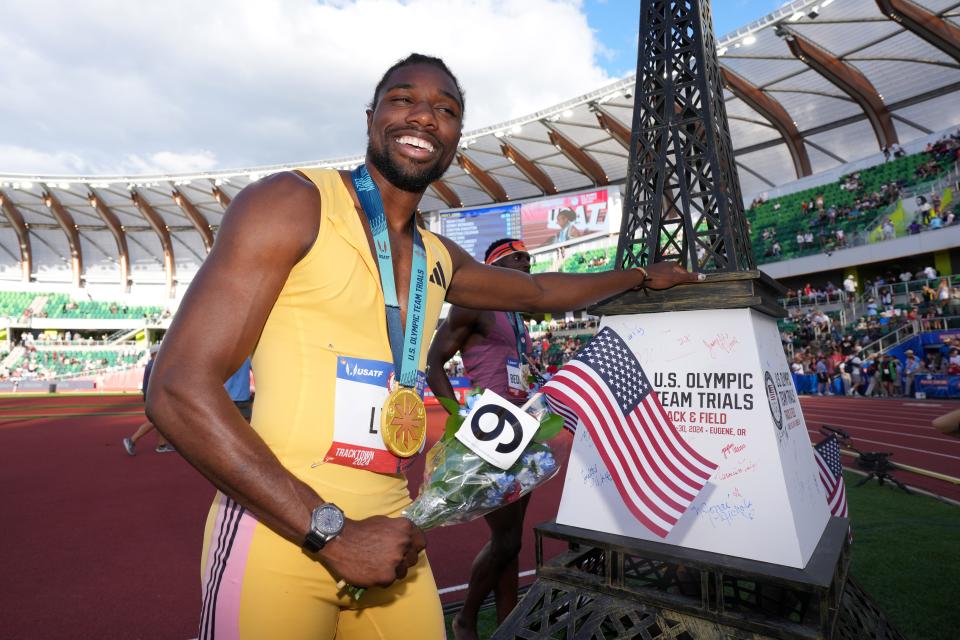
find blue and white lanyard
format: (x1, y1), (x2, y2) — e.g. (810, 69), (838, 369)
(351, 165), (428, 388)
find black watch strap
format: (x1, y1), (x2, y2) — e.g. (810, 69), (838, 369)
(303, 530), (328, 553)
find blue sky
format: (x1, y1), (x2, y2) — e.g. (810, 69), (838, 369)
(586, 0), (788, 77)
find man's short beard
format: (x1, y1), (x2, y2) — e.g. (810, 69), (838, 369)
(367, 140), (448, 193)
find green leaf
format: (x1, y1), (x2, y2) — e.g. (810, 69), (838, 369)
(533, 413), (564, 442)
(444, 413), (464, 441)
(437, 396), (462, 415)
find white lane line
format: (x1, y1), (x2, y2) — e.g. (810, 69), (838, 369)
(800, 403), (951, 417)
(438, 569), (536, 595)
(806, 430), (960, 461)
(800, 399), (948, 412)
(800, 409), (951, 428)
(800, 417), (960, 444)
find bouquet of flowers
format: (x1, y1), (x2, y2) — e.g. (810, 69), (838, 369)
(340, 392), (564, 599)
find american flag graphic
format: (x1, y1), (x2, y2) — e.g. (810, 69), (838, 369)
(542, 327), (718, 538)
(813, 435), (848, 518)
(544, 393), (579, 433)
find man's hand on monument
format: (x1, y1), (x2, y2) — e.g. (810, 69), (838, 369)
(641, 261), (705, 290)
(318, 515), (426, 588)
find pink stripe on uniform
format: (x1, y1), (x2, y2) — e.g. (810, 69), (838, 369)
(212, 509), (257, 640)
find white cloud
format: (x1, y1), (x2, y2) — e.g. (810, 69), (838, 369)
(0, 0), (612, 175)
(114, 151), (220, 176)
(0, 145), (88, 175)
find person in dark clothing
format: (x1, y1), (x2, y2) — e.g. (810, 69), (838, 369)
(122, 344), (174, 454)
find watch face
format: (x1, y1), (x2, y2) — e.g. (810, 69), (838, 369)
(314, 504), (344, 535)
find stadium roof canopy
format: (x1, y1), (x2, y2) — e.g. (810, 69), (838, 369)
(2, 0), (960, 290)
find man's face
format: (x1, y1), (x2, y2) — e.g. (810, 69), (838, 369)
(366, 63), (463, 193)
(494, 251), (531, 274)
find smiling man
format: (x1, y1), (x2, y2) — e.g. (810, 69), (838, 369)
(146, 53), (701, 640)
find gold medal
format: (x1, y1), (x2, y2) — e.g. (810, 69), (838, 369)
(380, 386), (427, 457)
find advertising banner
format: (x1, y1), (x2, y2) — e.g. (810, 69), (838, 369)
(915, 374), (960, 398)
(520, 188), (615, 249)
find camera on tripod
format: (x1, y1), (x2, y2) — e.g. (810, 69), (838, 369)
(855, 451), (893, 473)
(819, 426), (911, 494)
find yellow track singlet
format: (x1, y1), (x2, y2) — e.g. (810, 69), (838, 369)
(198, 169), (452, 640)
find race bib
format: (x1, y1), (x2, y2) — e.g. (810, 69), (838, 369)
(324, 356), (426, 474)
(455, 389), (539, 469)
(506, 357), (527, 400)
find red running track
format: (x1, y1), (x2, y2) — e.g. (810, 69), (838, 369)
(0, 394), (956, 638)
(799, 396), (960, 502)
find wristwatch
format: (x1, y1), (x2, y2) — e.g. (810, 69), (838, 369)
(303, 502), (345, 553)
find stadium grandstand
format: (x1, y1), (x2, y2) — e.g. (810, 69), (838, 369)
(0, 0), (958, 397)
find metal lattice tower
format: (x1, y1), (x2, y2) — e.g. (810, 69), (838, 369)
(616, 0), (755, 273)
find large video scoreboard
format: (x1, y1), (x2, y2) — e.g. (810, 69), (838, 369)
(437, 203), (522, 262)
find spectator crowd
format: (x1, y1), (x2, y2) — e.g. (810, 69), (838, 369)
(782, 270), (959, 397)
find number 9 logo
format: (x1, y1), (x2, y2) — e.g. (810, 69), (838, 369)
(469, 404), (523, 454)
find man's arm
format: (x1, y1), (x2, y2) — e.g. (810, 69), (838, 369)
(426, 307), (481, 413)
(439, 237), (701, 312)
(146, 172), (423, 589)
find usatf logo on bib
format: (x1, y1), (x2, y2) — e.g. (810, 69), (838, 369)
(337, 357), (390, 386)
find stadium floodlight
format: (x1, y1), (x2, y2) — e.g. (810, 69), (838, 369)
(742, 35), (757, 45)
(717, 46), (728, 56)
(493, 130), (505, 138)
(562, 109), (574, 118)
(790, 12), (804, 21)
(511, 124), (523, 135)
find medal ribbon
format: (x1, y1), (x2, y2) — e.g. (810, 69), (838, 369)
(507, 312), (527, 364)
(351, 165), (428, 389)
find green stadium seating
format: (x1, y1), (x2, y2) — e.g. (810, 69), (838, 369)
(747, 150), (954, 264)
(0, 291), (39, 317)
(16, 349), (142, 377)
(40, 293), (164, 320)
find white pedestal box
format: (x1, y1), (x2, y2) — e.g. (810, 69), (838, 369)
(556, 307), (829, 569)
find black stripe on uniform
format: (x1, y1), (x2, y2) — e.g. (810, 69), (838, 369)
(200, 497), (244, 640)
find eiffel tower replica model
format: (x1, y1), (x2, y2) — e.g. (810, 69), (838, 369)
(493, 1), (903, 638)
